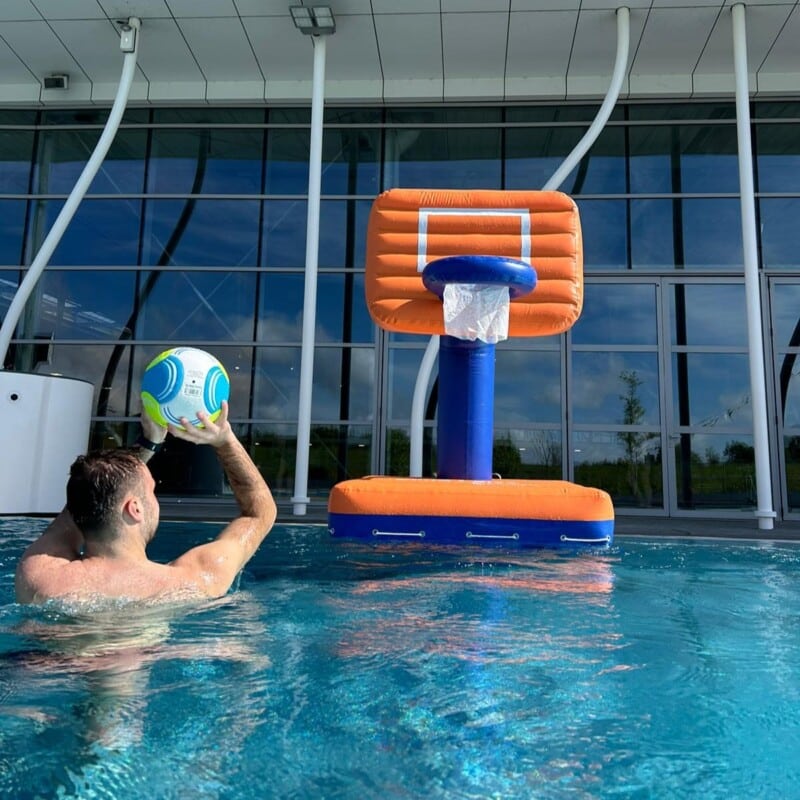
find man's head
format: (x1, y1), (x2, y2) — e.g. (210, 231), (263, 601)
(66, 450), (159, 544)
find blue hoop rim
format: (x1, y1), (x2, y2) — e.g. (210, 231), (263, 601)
(422, 255), (537, 299)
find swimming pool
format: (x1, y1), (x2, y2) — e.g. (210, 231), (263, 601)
(1, 518), (799, 799)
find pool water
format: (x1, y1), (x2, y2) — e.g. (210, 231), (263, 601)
(1, 518), (799, 799)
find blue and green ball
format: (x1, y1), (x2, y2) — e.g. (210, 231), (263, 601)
(141, 347), (230, 428)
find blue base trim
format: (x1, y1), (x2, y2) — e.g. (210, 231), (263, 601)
(328, 512), (614, 549)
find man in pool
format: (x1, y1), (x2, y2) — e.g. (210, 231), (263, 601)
(14, 401), (276, 605)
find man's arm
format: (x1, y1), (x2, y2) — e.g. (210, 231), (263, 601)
(168, 402), (276, 597)
(133, 408), (168, 465)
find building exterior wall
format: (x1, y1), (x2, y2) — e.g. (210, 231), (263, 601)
(2, 101), (799, 519)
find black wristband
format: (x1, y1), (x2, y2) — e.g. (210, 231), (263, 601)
(135, 434), (163, 453)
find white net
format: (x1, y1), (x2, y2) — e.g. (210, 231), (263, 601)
(442, 283), (510, 344)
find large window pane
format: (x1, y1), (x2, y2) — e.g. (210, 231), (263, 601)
(573, 352), (660, 425)
(253, 346), (374, 421)
(308, 424), (372, 493)
(628, 103), (735, 121)
(572, 283), (657, 345)
(251, 422), (372, 499)
(265, 128), (380, 195)
(760, 199), (800, 268)
(756, 124), (800, 193)
(630, 199), (676, 268)
(495, 349), (561, 424)
(384, 128), (501, 189)
(148, 129), (263, 194)
(258, 272), (373, 345)
(576, 200), (627, 269)
(0, 270), (20, 324)
(507, 105), (622, 123)
(770, 284), (800, 347)
(778, 358), (800, 428)
(629, 125), (739, 194)
(505, 127), (625, 194)
(493, 429), (562, 479)
(783, 435), (800, 512)
(142, 199), (259, 267)
(635, 199), (743, 269)
(136, 271), (257, 340)
(33, 270), (136, 340)
(387, 348), (429, 423)
(34, 129), (146, 194)
(669, 283), (747, 346)
(0, 130), (34, 193)
(671, 353), (752, 428)
(682, 199), (742, 267)
(153, 108), (263, 124)
(252, 423), (297, 498)
(573, 430), (663, 509)
(27, 199), (141, 265)
(41, 344), (132, 418)
(674, 433), (755, 510)
(262, 200), (366, 268)
(0, 200), (27, 265)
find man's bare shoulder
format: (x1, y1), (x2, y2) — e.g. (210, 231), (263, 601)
(15, 554), (211, 606)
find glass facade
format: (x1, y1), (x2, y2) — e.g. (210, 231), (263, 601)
(3, 101), (800, 518)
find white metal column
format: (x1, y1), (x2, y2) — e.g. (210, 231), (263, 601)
(732, 3), (776, 529)
(292, 34), (328, 515)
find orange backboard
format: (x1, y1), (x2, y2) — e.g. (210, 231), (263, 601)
(365, 188), (583, 337)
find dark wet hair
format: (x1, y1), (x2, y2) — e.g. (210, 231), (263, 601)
(66, 450), (145, 540)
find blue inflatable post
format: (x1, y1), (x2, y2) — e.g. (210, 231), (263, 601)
(437, 335), (495, 480)
(422, 255), (537, 482)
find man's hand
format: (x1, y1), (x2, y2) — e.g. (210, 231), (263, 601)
(168, 401), (236, 449)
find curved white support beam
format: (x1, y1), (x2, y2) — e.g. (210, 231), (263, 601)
(407, 8), (630, 477)
(0, 19), (141, 368)
(543, 7), (630, 191)
(409, 335), (440, 477)
(732, 3), (775, 530)
(292, 34), (329, 516)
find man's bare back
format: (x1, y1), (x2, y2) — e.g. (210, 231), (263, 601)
(15, 403), (276, 606)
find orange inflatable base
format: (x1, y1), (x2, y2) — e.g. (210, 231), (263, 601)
(328, 476), (614, 548)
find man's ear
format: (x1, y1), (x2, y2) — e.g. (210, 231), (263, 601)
(121, 493), (144, 523)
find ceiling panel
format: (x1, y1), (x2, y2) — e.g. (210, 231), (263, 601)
(0, 20), (86, 79)
(32, 0), (107, 19)
(759, 4), (800, 74)
(375, 13), (443, 81)
(442, 0), (510, 10)
(511, 0), (580, 9)
(631, 7), (720, 78)
(48, 19), (126, 81)
(0, 33), (36, 81)
(326, 14), (380, 80)
(240, 15), (312, 81)
(442, 12), (508, 77)
(167, 0), (238, 17)
(178, 17), (261, 82)
(96, 0), (171, 19)
(371, 0), (435, 13)
(0, 0), (41, 21)
(135, 16), (204, 82)
(506, 10), (574, 82)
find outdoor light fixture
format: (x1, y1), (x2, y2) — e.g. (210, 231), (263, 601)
(290, 5), (336, 35)
(43, 74), (69, 90)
